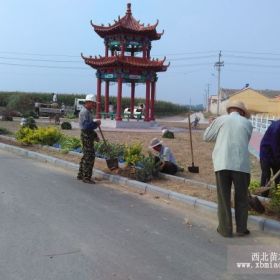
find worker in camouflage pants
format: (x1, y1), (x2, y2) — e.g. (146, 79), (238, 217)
(77, 94), (101, 184)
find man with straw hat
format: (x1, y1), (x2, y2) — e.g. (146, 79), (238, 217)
(77, 94), (101, 184)
(203, 100), (253, 237)
(149, 138), (179, 175)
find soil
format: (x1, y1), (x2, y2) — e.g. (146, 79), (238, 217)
(2, 117), (279, 221)
(0, 117), (262, 186)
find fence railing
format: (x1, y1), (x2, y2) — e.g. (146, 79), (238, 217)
(250, 114), (279, 134)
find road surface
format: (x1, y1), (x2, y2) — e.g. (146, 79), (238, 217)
(0, 149), (278, 280)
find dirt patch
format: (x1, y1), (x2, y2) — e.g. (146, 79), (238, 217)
(0, 118), (261, 185)
(1, 120), (279, 221)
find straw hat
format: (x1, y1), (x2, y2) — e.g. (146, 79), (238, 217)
(226, 100), (250, 118)
(149, 138), (162, 148)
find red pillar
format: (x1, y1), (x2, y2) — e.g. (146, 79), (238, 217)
(116, 77), (123, 121)
(147, 48), (151, 59)
(144, 80), (150, 122)
(121, 42), (125, 57)
(105, 45), (108, 57)
(105, 81), (109, 117)
(142, 43), (147, 58)
(150, 81), (156, 121)
(96, 78), (102, 119)
(130, 81), (135, 119)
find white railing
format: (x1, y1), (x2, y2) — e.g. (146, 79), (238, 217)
(250, 114), (279, 134)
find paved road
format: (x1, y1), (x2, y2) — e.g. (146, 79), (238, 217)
(0, 149), (279, 280)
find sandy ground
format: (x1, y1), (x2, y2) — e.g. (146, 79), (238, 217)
(0, 116), (261, 186)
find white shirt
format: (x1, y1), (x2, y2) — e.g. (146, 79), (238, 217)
(159, 145), (177, 165)
(203, 112), (253, 173)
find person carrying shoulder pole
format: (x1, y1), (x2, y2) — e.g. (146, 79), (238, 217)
(77, 94), (101, 184)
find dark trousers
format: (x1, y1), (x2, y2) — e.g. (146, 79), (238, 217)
(215, 170), (250, 236)
(155, 157), (178, 175)
(78, 131), (95, 180)
(260, 159), (280, 187)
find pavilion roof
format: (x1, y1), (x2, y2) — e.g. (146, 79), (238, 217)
(81, 54), (169, 72)
(91, 3), (163, 40)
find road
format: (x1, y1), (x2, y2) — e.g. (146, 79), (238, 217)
(0, 149), (279, 280)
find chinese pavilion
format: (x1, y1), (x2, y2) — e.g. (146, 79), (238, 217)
(81, 3), (169, 122)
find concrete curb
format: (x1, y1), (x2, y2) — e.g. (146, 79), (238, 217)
(0, 142), (279, 236)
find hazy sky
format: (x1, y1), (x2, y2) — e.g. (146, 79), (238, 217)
(1, 0), (280, 105)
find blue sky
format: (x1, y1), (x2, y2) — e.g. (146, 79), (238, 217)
(1, 0), (280, 106)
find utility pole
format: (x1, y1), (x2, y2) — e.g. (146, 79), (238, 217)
(214, 51), (224, 115)
(205, 83), (210, 112)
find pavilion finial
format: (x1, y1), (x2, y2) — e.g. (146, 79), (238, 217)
(126, 3), (132, 14)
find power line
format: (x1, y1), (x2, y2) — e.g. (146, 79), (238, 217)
(168, 55), (216, 61)
(0, 56), (81, 63)
(0, 51), (79, 58)
(224, 50), (280, 56)
(224, 54), (280, 61)
(171, 63), (213, 68)
(227, 62), (280, 68)
(0, 62), (87, 70)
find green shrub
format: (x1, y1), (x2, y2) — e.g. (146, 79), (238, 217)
(162, 130), (175, 139)
(124, 142), (143, 166)
(249, 180), (261, 193)
(268, 185), (280, 216)
(95, 141), (125, 159)
(22, 117), (37, 129)
(59, 135), (81, 152)
(16, 127), (62, 145)
(61, 121), (72, 130)
(135, 154), (158, 182)
(0, 127), (11, 135)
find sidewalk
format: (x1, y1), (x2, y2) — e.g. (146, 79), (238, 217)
(0, 141), (279, 236)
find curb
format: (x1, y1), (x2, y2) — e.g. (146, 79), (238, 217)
(0, 142), (279, 236)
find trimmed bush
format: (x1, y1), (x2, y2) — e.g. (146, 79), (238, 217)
(162, 130), (175, 139)
(61, 121), (72, 130)
(59, 135), (81, 152)
(22, 117), (37, 129)
(0, 127), (11, 135)
(16, 127), (62, 145)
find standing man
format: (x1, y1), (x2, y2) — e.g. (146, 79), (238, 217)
(203, 100), (253, 237)
(259, 119), (280, 195)
(77, 94), (101, 184)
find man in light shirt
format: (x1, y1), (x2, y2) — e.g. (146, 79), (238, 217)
(149, 138), (179, 175)
(203, 100), (253, 237)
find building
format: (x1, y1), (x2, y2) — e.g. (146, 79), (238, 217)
(209, 88), (280, 116)
(81, 3), (169, 122)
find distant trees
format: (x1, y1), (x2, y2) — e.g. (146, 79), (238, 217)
(0, 91), (202, 116)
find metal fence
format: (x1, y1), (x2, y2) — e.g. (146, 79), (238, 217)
(250, 114), (279, 134)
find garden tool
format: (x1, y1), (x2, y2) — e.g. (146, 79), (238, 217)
(187, 113), (199, 173)
(254, 169), (280, 196)
(98, 126), (119, 170)
(247, 169), (280, 214)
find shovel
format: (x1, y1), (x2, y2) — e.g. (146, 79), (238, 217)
(248, 169), (280, 214)
(187, 113), (199, 173)
(254, 169), (280, 195)
(98, 126), (119, 171)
